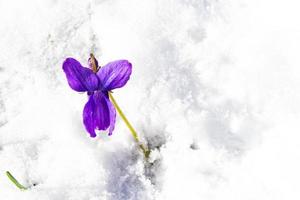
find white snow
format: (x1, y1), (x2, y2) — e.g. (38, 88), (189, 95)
(1, 0), (300, 199)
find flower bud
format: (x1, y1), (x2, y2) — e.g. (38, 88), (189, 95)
(88, 53), (99, 72)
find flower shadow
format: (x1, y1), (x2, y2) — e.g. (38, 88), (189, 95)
(101, 144), (152, 200)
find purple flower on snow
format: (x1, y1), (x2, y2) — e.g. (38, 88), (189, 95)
(62, 55), (132, 137)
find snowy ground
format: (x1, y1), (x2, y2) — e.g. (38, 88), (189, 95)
(1, 0), (300, 199)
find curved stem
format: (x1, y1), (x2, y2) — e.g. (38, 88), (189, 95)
(109, 93), (150, 158)
(6, 171), (27, 190)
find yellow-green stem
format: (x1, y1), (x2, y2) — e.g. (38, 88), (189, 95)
(109, 93), (150, 158)
(6, 171), (27, 190)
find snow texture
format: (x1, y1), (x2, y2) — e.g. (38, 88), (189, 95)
(1, 0), (300, 199)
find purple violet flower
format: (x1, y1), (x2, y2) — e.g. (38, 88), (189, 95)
(62, 55), (132, 137)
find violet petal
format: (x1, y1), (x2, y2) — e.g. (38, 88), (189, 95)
(83, 95), (97, 137)
(97, 60), (132, 91)
(107, 96), (116, 135)
(83, 92), (111, 137)
(63, 58), (99, 92)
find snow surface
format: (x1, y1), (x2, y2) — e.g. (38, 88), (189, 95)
(1, 0), (300, 199)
